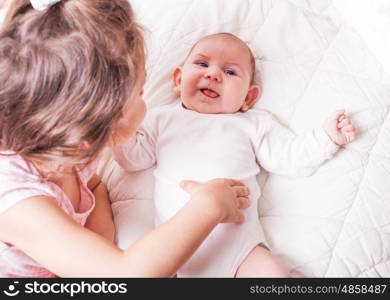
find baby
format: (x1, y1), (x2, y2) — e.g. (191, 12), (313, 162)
(114, 33), (356, 277)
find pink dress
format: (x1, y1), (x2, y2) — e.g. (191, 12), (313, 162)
(0, 152), (97, 277)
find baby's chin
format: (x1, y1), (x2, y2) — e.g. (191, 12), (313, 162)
(182, 101), (237, 114)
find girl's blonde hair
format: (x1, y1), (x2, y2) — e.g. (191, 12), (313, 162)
(0, 0), (144, 172)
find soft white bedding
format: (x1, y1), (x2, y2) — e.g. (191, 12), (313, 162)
(96, 0), (390, 277)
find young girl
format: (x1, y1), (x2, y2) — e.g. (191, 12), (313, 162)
(0, 0), (250, 277)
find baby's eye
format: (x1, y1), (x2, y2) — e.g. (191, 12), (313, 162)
(195, 61), (208, 68)
(224, 68), (237, 76)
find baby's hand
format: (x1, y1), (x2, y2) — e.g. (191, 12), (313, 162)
(323, 109), (357, 146)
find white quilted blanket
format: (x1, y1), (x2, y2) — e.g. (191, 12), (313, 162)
(96, 0), (390, 277)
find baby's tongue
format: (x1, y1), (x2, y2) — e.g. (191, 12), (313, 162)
(202, 89), (219, 98)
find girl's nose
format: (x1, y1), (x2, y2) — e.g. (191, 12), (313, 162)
(204, 67), (222, 82)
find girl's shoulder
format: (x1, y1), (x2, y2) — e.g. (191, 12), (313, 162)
(0, 152), (55, 215)
(0, 151), (38, 178)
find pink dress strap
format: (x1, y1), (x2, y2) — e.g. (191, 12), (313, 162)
(0, 154), (97, 277)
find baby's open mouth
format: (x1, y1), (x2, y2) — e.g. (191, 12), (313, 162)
(200, 88), (219, 98)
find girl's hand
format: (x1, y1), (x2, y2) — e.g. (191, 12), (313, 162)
(180, 178), (250, 224)
(323, 109), (357, 146)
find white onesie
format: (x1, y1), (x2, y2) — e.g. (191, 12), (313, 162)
(114, 102), (339, 277)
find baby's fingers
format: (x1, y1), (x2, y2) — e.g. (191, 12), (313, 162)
(338, 114), (346, 122)
(337, 118), (351, 128)
(329, 109), (346, 121)
(345, 131), (357, 143)
(341, 124), (355, 132)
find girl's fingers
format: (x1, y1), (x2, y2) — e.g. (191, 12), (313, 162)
(237, 196), (250, 209)
(338, 114), (346, 122)
(179, 180), (200, 193)
(225, 179), (245, 187)
(234, 212), (245, 224)
(234, 186), (250, 197)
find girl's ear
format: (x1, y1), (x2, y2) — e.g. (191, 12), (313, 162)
(240, 84), (261, 112)
(172, 67), (182, 96)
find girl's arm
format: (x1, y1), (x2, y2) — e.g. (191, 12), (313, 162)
(85, 174), (115, 242)
(0, 179), (249, 277)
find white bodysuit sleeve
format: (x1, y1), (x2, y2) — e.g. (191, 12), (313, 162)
(254, 115), (340, 177)
(113, 126), (157, 172)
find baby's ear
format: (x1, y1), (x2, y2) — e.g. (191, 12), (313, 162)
(240, 84), (261, 112)
(172, 67), (182, 96)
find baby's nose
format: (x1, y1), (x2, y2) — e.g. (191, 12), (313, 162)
(204, 67), (222, 82)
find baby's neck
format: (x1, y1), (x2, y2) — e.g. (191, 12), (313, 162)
(180, 101), (243, 115)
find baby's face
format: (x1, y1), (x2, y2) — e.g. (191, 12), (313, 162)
(173, 35), (260, 114)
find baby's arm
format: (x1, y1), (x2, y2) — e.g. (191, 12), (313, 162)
(113, 126), (157, 172)
(85, 174), (115, 242)
(255, 111), (356, 176)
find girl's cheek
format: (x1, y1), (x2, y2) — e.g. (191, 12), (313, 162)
(140, 100), (147, 121)
(138, 100), (147, 124)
